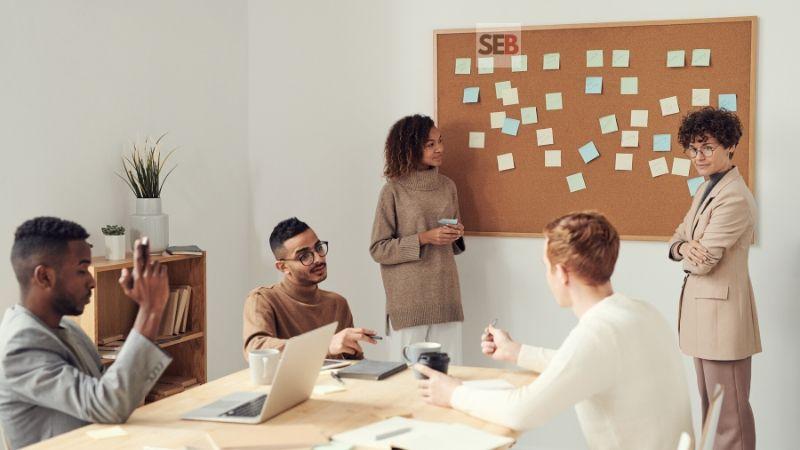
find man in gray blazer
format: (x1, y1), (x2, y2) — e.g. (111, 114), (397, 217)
(0, 217), (172, 449)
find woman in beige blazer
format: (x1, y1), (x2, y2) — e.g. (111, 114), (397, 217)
(668, 107), (759, 450)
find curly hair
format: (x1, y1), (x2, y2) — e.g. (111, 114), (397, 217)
(678, 107), (743, 153)
(543, 211), (619, 286)
(11, 216), (90, 289)
(383, 114), (435, 179)
(269, 217), (310, 258)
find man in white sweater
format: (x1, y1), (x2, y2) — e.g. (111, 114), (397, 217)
(416, 211), (693, 450)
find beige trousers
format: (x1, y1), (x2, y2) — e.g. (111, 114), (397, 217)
(694, 357), (756, 450)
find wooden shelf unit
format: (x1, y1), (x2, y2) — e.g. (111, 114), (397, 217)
(76, 252), (208, 397)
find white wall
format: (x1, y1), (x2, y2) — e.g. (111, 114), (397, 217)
(249, 1), (799, 449)
(0, 0), (250, 380)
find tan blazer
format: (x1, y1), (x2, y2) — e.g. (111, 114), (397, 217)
(669, 167), (761, 360)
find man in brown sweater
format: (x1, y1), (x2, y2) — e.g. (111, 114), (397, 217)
(243, 217), (377, 360)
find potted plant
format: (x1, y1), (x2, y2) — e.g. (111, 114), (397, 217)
(101, 225), (127, 261)
(116, 133), (177, 254)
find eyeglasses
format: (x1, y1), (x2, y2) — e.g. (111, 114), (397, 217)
(684, 144), (721, 159)
(280, 241), (329, 266)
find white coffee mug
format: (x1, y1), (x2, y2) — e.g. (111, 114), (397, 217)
(248, 349), (280, 385)
(402, 342), (442, 364)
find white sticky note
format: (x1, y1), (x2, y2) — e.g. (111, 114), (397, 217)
(599, 114), (618, 134)
(612, 49), (630, 67)
(620, 77), (638, 95)
(544, 150), (561, 167)
(543, 52), (560, 70)
(495, 81), (511, 99)
(502, 87), (519, 106)
(621, 130), (639, 148)
(660, 96), (680, 116)
(468, 132), (485, 149)
(649, 157), (669, 177)
(536, 128), (554, 146)
(667, 50), (685, 68)
(478, 56), (494, 74)
(313, 384), (346, 396)
(455, 58), (471, 75)
(692, 89), (711, 106)
(692, 48), (711, 67)
(87, 426), (128, 440)
(672, 157), (691, 176)
(520, 106), (538, 124)
(567, 173), (586, 192)
(545, 92), (563, 110)
(586, 50), (603, 67)
(511, 54), (528, 72)
(497, 153), (514, 171)
(490, 111), (506, 129)
(615, 153), (633, 171)
(631, 109), (648, 127)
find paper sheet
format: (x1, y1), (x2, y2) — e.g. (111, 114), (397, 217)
(672, 157), (691, 176)
(599, 114), (618, 134)
(649, 157), (669, 177)
(544, 150), (561, 167)
(615, 153), (633, 171)
(621, 130), (639, 148)
(660, 96), (680, 116)
(497, 153), (514, 171)
(536, 127), (554, 146)
(692, 88), (710, 106)
(469, 132), (485, 149)
(631, 109), (648, 127)
(87, 426), (128, 440)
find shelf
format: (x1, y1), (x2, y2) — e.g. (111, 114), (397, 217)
(99, 331), (204, 366)
(90, 253), (203, 273)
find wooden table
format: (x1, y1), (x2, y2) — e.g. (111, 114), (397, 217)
(26, 365), (536, 449)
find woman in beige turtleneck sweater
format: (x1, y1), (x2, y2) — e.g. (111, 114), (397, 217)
(369, 114), (466, 364)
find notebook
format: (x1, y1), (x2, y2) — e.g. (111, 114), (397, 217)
(335, 360), (406, 380)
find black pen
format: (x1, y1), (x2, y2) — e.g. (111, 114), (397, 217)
(330, 371), (345, 385)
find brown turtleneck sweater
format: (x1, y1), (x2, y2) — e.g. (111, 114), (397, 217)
(242, 279), (360, 359)
(369, 168), (465, 330)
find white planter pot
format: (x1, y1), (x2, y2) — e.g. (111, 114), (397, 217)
(130, 198), (169, 254)
(104, 234), (127, 260)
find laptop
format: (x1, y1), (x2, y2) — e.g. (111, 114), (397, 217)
(181, 322), (336, 424)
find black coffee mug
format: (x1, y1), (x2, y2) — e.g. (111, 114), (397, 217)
(416, 352), (450, 380)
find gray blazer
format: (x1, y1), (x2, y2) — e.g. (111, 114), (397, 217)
(0, 305), (171, 449)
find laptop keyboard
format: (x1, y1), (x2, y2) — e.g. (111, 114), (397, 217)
(221, 394), (267, 417)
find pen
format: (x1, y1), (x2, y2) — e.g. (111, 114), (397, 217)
(375, 426), (412, 440)
(366, 333), (383, 340)
(330, 371), (345, 385)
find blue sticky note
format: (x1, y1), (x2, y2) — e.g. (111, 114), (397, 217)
(462, 87), (479, 104)
(687, 176), (705, 196)
(719, 94), (737, 111)
(579, 141), (600, 163)
(501, 118), (520, 136)
(585, 77), (603, 94)
(653, 134), (671, 152)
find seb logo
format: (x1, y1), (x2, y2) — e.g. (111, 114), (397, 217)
(477, 33), (521, 55)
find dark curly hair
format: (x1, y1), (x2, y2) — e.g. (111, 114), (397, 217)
(678, 107), (743, 157)
(11, 217), (90, 289)
(383, 114), (435, 179)
(269, 217), (310, 258)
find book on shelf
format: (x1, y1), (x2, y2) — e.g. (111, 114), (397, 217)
(165, 245), (203, 256)
(157, 285), (192, 338)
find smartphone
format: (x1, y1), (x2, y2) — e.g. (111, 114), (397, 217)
(126, 237), (150, 290)
(438, 218), (458, 226)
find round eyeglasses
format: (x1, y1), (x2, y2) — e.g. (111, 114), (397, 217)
(280, 241), (329, 266)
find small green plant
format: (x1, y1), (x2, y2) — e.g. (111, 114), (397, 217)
(117, 133), (177, 198)
(101, 225), (126, 236)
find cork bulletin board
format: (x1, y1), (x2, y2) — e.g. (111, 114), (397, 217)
(435, 17), (756, 240)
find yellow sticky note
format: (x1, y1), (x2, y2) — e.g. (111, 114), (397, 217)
(631, 109), (648, 127)
(621, 130), (639, 148)
(586, 50), (603, 67)
(87, 426), (128, 440)
(544, 150), (561, 167)
(502, 87), (519, 106)
(615, 153), (633, 171)
(649, 157), (669, 177)
(468, 132), (485, 149)
(692, 89), (711, 106)
(497, 153), (514, 172)
(672, 157), (691, 176)
(536, 128), (554, 146)
(660, 96), (680, 116)
(490, 111), (506, 129)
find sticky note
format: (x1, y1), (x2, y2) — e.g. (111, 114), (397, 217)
(497, 153), (514, 171)
(692, 48), (711, 67)
(502, 87), (519, 106)
(478, 57), (494, 74)
(621, 130), (639, 148)
(586, 50), (603, 67)
(455, 58), (471, 75)
(667, 50), (685, 68)
(313, 384), (346, 395)
(511, 54), (528, 72)
(688, 176), (705, 196)
(490, 111), (506, 129)
(567, 173), (586, 192)
(692, 88), (711, 106)
(536, 128), (554, 146)
(468, 132), (485, 149)
(631, 109), (648, 127)
(620, 77), (638, 95)
(660, 96), (680, 116)
(579, 141), (600, 163)
(615, 153), (633, 171)
(672, 157), (691, 176)
(545, 92), (563, 110)
(462, 87), (479, 104)
(495, 81), (511, 99)
(585, 77), (603, 94)
(502, 118), (520, 136)
(649, 157), (669, 177)
(545, 150), (561, 167)
(87, 426), (128, 440)
(612, 49), (630, 68)
(520, 106), (538, 124)
(653, 134), (671, 152)
(543, 52), (560, 70)
(599, 114), (618, 134)
(719, 94), (737, 111)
